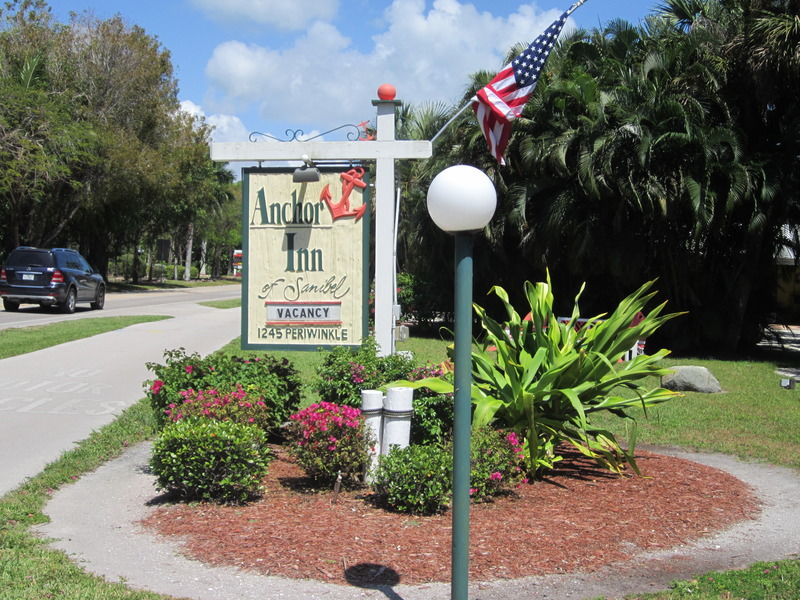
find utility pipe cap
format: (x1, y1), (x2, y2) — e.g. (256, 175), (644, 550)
(426, 165), (497, 232)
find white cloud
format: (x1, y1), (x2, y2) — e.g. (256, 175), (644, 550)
(189, 0), (339, 30)
(179, 100), (250, 143)
(204, 0), (563, 130)
(179, 99), (205, 118)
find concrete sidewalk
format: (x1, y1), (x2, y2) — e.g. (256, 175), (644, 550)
(35, 443), (800, 600)
(0, 302), (239, 496)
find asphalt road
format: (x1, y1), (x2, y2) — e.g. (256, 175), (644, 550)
(0, 284), (242, 496)
(0, 283), (241, 331)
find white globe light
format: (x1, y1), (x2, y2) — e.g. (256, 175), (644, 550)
(426, 165), (497, 232)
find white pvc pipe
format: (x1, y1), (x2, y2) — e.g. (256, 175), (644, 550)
(361, 390), (385, 479)
(381, 387), (414, 455)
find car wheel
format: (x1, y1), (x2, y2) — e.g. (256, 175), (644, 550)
(2, 298), (19, 312)
(91, 285), (105, 310)
(61, 287), (77, 314)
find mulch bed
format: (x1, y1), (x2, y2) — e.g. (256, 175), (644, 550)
(140, 446), (758, 586)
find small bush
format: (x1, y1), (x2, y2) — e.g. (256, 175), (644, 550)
(165, 386), (270, 430)
(146, 348), (206, 427)
(176, 264), (199, 280)
(287, 402), (373, 488)
(150, 418), (271, 503)
(372, 444), (451, 515)
(371, 428), (524, 514)
(407, 365), (453, 445)
(145, 348), (302, 438)
(463, 427), (526, 502)
(202, 355), (301, 435)
(314, 337), (417, 406)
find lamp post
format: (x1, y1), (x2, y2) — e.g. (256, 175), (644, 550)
(426, 165), (497, 600)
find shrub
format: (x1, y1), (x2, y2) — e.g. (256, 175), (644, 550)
(145, 349), (302, 438)
(314, 337), (417, 406)
(463, 427), (526, 502)
(407, 365), (453, 445)
(287, 402), (373, 488)
(372, 444), (452, 515)
(390, 275), (682, 479)
(176, 264), (199, 280)
(164, 386), (270, 430)
(468, 276), (682, 479)
(146, 348), (209, 427)
(150, 418), (271, 503)
(201, 355), (301, 435)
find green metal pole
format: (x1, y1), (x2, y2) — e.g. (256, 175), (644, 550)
(451, 232), (474, 600)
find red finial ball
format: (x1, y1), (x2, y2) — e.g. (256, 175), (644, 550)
(377, 83), (397, 100)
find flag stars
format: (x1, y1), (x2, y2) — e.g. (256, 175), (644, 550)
(473, 5), (579, 163)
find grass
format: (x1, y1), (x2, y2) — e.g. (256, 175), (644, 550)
(616, 559), (800, 599)
(199, 298), (241, 309)
(106, 278), (240, 292)
(0, 316), (172, 360)
(2, 334), (799, 600)
(590, 355), (800, 471)
(0, 399), (168, 599)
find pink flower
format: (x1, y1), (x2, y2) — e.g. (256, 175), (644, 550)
(150, 380), (164, 394)
(489, 471), (503, 481)
(469, 488), (477, 495)
(184, 365), (194, 374)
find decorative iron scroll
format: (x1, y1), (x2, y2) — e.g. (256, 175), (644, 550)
(249, 122), (374, 143)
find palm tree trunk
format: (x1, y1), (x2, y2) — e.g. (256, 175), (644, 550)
(184, 222), (194, 281)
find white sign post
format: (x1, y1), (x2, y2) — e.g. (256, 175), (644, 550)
(211, 85), (432, 355)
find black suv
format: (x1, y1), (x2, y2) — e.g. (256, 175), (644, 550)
(0, 247), (105, 313)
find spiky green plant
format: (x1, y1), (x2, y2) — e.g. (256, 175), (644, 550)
(394, 275), (683, 479)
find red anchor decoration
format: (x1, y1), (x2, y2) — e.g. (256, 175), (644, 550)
(356, 120), (375, 141)
(321, 167), (367, 222)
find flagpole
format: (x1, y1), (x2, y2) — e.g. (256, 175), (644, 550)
(430, 0), (590, 149)
(565, 0), (590, 17)
(431, 101), (472, 146)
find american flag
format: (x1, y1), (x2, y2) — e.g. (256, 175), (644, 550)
(472, 2), (585, 164)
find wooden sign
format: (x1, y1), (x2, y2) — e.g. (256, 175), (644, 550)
(241, 167), (369, 350)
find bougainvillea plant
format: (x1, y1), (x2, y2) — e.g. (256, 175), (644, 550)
(286, 401), (373, 488)
(164, 386), (271, 431)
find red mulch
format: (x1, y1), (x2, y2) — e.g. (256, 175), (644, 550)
(140, 446), (758, 586)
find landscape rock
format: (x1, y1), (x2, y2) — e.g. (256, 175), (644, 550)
(662, 365), (722, 393)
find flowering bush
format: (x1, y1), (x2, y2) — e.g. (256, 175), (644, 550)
(372, 444), (452, 515)
(462, 427), (526, 502)
(150, 418), (271, 504)
(164, 386), (270, 431)
(314, 337), (416, 406)
(286, 402), (373, 488)
(145, 348), (301, 439)
(371, 427), (525, 514)
(146, 349), (210, 427)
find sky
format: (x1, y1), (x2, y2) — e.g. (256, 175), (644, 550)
(50, 0), (661, 145)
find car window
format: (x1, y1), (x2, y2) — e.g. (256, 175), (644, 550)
(77, 255), (92, 272)
(6, 250), (54, 268)
(54, 253), (81, 270)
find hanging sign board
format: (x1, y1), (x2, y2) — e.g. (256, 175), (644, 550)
(241, 167), (370, 350)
